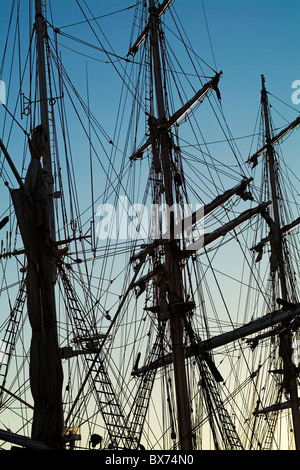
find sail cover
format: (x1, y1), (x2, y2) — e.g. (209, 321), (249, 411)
(11, 129), (64, 448)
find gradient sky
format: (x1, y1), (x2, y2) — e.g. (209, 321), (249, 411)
(0, 0), (299, 300)
(0, 0), (300, 240)
(1, 0), (299, 175)
(0, 1), (299, 449)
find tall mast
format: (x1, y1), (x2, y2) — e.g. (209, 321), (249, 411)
(261, 75), (300, 450)
(30, 0), (64, 447)
(148, 0), (193, 450)
(35, 0), (55, 239)
(261, 75), (287, 301)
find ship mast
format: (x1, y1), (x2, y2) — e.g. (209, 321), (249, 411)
(261, 75), (300, 450)
(260, 75), (287, 301)
(29, 0), (64, 447)
(35, 0), (55, 239)
(148, 0), (193, 450)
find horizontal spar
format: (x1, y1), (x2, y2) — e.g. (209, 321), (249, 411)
(130, 177), (253, 262)
(253, 400), (300, 415)
(189, 177), (253, 226)
(0, 428), (50, 450)
(132, 306), (300, 376)
(130, 72), (222, 161)
(180, 201), (271, 257)
(252, 216), (300, 253)
(247, 115), (300, 167)
(127, 0), (174, 57)
(0, 234), (90, 260)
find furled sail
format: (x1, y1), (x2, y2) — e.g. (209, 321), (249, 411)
(11, 126), (64, 448)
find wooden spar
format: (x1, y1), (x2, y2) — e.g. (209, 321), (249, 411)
(129, 72), (222, 161)
(253, 400), (300, 415)
(131, 201), (271, 290)
(148, 0), (193, 450)
(166, 72), (222, 127)
(0, 429), (50, 450)
(0, 385), (34, 410)
(132, 305), (300, 376)
(0, 216), (9, 230)
(247, 115), (300, 167)
(252, 216), (300, 254)
(188, 177), (253, 225)
(127, 0), (173, 57)
(180, 201), (271, 257)
(130, 177), (254, 262)
(0, 139), (27, 193)
(0, 234), (90, 260)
